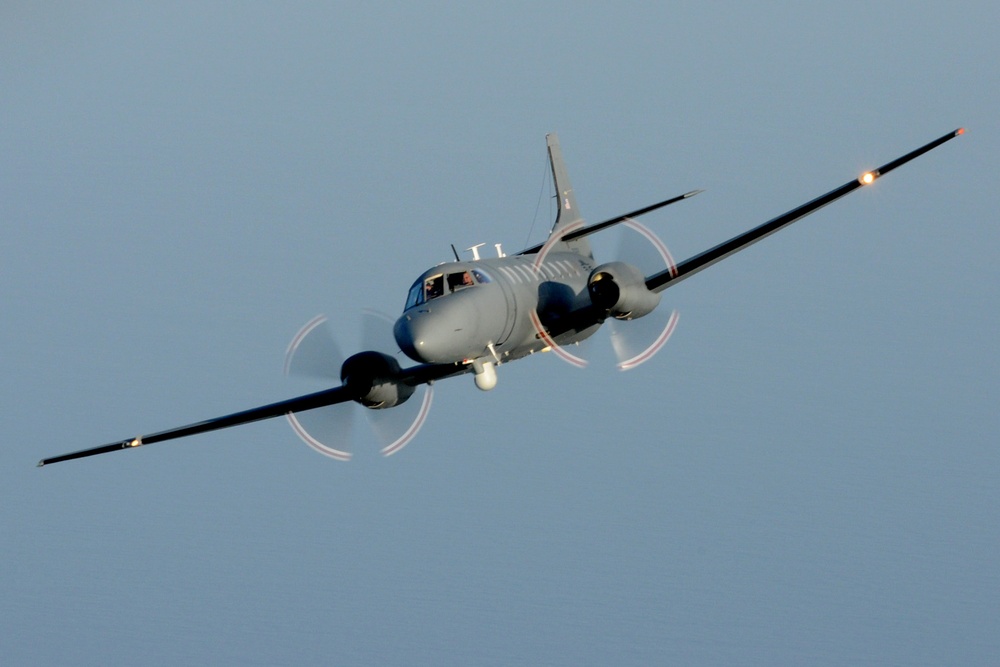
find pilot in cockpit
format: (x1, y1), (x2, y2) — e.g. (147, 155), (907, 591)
(448, 271), (474, 291)
(424, 275), (444, 301)
(408, 270), (485, 311)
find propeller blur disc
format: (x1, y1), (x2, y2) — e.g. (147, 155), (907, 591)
(375, 383), (433, 457)
(284, 311), (435, 460)
(284, 315), (353, 460)
(530, 217), (680, 370)
(361, 309), (434, 457)
(606, 218), (680, 371)
(284, 314), (344, 379)
(529, 220), (591, 367)
(286, 410), (353, 461)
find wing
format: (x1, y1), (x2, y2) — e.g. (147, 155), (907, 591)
(645, 128), (964, 293)
(38, 361), (466, 467)
(37, 386), (356, 466)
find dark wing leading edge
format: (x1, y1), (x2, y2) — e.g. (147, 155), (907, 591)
(37, 361), (467, 467)
(646, 128), (965, 293)
(37, 386), (356, 467)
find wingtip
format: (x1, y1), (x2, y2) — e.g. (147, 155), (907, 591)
(956, 127), (966, 136)
(37, 460), (45, 468)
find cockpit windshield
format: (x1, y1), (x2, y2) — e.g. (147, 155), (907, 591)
(404, 269), (487, 310)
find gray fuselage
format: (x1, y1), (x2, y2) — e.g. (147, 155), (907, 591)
(394, 251), (601, 366)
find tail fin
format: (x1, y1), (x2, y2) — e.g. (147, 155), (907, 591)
(546, 133), (593, 259)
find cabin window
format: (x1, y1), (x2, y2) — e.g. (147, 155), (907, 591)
(471, 269), (491, 284)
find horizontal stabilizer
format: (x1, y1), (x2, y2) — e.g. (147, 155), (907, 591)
(518, 188), (702, 256)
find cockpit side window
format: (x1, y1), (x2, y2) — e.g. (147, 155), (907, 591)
(406, 269), (483, 310)
(424, 274), (444, 301)
(447, 271), (474, 292)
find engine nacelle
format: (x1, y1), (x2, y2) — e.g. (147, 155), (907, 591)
(340, 351), (415, 409)
(588, 261), (661, 320)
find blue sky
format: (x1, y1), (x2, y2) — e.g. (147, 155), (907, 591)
(3, 3), (997, 664)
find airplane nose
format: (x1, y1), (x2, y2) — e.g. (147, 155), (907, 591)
(395, 308), (475, 364)
(394, 315), (418, 360)
(396, 300), (483, 364)
(394, 313), (436, 363)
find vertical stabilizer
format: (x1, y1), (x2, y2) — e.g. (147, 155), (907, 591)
(546, 133), (593, 258)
